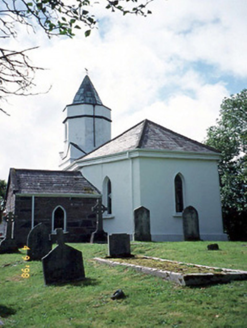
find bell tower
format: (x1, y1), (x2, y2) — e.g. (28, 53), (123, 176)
(59, 75), (112, 169)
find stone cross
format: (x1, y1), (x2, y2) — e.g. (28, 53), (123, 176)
(0, 212), (18, 253)
(5, 212), (15, 239)
(90, 198), (108, 243)
(92, 198), (107, 232)
(53, 228), (65, 246)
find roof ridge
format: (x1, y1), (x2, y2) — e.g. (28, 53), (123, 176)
(136, 119), (148, 148)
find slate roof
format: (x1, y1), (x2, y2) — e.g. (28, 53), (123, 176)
(7, 169), (100, 196)
(72, 75), (103, 105)
(82, 119), (220, 160)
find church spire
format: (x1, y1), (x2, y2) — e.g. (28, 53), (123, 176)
(73, 75), (103, 105)
(59, 75), (112, 170)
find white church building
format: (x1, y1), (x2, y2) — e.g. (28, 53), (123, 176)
(59, 75), (227, 241)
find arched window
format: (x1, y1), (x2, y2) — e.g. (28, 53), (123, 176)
(103, 177), (112, 215)
(52, 206), (67, 232)
(175, 174), (184, 213)
(64, 122), (68, 142)
(107, 179), (112, 214)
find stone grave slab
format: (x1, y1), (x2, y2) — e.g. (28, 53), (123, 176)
(108, 233), (131, 257)
(94, 256), (247, 287)
(42, 228), (85, 285)
(27, 223), (52, 261)
(182, 206), (200, 241)
(134, 206), (151, 241)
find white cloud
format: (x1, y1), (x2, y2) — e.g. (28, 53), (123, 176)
(1, 0), (247, 180)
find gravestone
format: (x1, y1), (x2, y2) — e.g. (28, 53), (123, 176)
(108, 234), (131, 257)
(134, 206), (151, 241)
(182, 206), (200, 241)
(27, 223), (52, 261)
(90, 198), (108, 243)
(0, 213), (18, 253)
(42, 228), (85, 285)
(207, 243), (219, 251)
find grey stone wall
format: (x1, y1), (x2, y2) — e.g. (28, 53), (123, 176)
(13, 196), (97, 246)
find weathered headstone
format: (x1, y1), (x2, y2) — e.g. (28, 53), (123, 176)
(0, 213), (18, 253)
(42, 228), (85, 285)
(182, 206), (200, 241)
(90, 198), (108, 243)
(134, 206), (151, 241)
(207, 243), (219, 251)
(27, 223), (52, 261)
(108, 233), (131, 257)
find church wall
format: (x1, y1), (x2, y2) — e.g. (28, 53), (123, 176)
(138, 156), (226, 241)
(81, 158), (135, 235)
(78, 152), (226, 241)
(13, 196), (97, 246)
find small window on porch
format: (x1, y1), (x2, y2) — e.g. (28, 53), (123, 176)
(52, 206), (67, 232)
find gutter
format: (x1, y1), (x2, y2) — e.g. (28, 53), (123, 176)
(15, 193), (101, 199)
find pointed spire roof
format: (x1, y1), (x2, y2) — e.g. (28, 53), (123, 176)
(72, 75), (103, 105)
(80, 119), (220, 160)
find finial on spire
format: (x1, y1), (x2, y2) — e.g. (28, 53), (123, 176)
(72, 74), (103, 105)
(85, 68), (88, 75)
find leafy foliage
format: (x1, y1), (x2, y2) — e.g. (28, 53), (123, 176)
(205, 90), (247, 240)
(0, 180), (7, 199)
(0, 0), (153, 111)
(0, 180), (6, 223)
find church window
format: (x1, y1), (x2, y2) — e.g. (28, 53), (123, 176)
(103, 177), (112, 215)
(52, 206), (67, 232)
(175, 174), (184, 213)
(107, 179), (112, 214)
(64, 122), (68, 142)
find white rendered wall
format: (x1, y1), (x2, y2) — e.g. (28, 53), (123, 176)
(62, 103), (111, 156)
(137, 156), (226, 241)
(81, 158), (134, 235)
(78, 151), (227, 241)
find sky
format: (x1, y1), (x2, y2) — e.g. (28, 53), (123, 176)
(1, 0), (247, 180)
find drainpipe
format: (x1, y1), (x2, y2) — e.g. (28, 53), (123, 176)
(93, 105), (96, 147)
(127, 151), (134, 240)
(31, 195), (35, 229)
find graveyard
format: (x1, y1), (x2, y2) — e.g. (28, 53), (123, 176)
(1, 241), (247, 327)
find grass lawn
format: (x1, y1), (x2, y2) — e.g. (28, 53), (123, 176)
(1, 241), (247, 328)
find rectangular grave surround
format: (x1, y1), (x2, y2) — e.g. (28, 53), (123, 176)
(94, 256), (247, 286)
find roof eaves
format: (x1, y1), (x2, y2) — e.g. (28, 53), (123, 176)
(15, 192), (101, 198)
